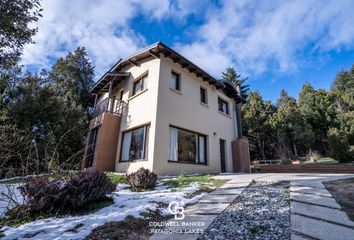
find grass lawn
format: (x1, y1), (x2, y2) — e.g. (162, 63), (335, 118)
(302, 157), (339, 165)
(163, 175), (229, 192)
(323, 178), (354, 221)
(105, 172), (128, 185)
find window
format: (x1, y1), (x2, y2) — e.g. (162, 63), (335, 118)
(218, 98), (229, 115)
(170, 71), (181, 91)
(200, 87), (207, 104)
(121, 125), (149, 161)
(132, 74), (147, 96)
(169, 126), (207, 164)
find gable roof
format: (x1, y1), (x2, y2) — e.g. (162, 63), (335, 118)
(90, 41), (244, 103)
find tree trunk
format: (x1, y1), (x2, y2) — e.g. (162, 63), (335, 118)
(293, 143), (298, 157)
(259, 140), (266, 160)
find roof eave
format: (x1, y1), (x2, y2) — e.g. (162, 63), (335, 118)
(90, 41), (225, 93)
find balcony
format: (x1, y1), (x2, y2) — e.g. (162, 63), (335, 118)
(92, 97), (127, 119)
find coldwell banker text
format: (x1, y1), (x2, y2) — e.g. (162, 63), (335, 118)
(149, 221), (206, 234)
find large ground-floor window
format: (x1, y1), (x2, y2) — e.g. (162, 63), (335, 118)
(120, 125), (149, 161)
(169, 126), (207, 164)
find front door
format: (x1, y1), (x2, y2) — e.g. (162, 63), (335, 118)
(219, 139), (226, 172)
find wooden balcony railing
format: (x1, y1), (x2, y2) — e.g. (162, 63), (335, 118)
(92, 97), (127, 118)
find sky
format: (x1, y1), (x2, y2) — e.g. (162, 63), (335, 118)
(22, 0), (354, 102)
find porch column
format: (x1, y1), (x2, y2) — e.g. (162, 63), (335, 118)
(108, 80), (114, 113)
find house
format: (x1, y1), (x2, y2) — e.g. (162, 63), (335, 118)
(84, 42), (250, 175)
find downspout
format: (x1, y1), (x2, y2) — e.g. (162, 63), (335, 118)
(235, 85), (243, 139)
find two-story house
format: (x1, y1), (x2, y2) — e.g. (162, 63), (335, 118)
(84, 42), (250, 175)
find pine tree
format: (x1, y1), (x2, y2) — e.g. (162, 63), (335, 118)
(222, 67), (249, 99)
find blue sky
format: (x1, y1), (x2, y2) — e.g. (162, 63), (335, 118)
(22, 0), (354, 102)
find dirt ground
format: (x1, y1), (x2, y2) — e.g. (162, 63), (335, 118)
(85, 215), (168, 240)
(324, 177), (354, 221)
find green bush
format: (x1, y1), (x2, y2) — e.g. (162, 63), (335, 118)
(327, 128), (353, 163)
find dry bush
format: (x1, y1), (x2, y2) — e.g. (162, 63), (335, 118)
(306, 150), (321, 162)
(64, 170), (116, 209)
(2, 170), (115, 222)
(126, 168), (157, 191)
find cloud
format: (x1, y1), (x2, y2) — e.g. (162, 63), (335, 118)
(21, 0), (172, 77)
(21, 0), (354, 81)
(177, 0), (354, 78)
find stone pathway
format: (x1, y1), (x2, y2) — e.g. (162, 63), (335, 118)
(290, 179), (354, 240)
(150, 173), (354, 240)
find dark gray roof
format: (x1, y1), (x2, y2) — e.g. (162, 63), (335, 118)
(90, 42), (243, 102)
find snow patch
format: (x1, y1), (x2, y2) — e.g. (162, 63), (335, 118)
(2, 181), (206, 240)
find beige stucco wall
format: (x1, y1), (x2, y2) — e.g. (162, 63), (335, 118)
(114, 57), (161, 173)
(97, 54), (238, 175)
(151, 55), (238, 175)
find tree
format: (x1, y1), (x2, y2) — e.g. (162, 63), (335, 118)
(268, 90), (304, 159)
(332, 65), (354, 95)
(2, 47), (95, 174)
(222, 67), (249, 99)
(242, 91), (276, 159)
(298, 83), (335, 154)
(49, 47), (95, 110)
(0, 0), (42, 72)
(46, 47), (95, 168)
(328, 65), (354, 162)
(0, 0), (42, 126)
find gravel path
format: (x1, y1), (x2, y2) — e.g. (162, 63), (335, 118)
(198, 181), (290, 240)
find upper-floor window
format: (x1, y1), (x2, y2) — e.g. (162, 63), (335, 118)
(200, 87), (207, 104)
(218, 97), (229, 115)
(170, 71), (181, 91)
(132, 74), (148, 96)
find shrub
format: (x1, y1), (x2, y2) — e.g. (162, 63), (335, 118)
(328, 128), (353, 163)
(12, 170), (115, 218)
(19, 176), (64, 215)
(65, 170), (116, 209)
(126, 168), (157, 191)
